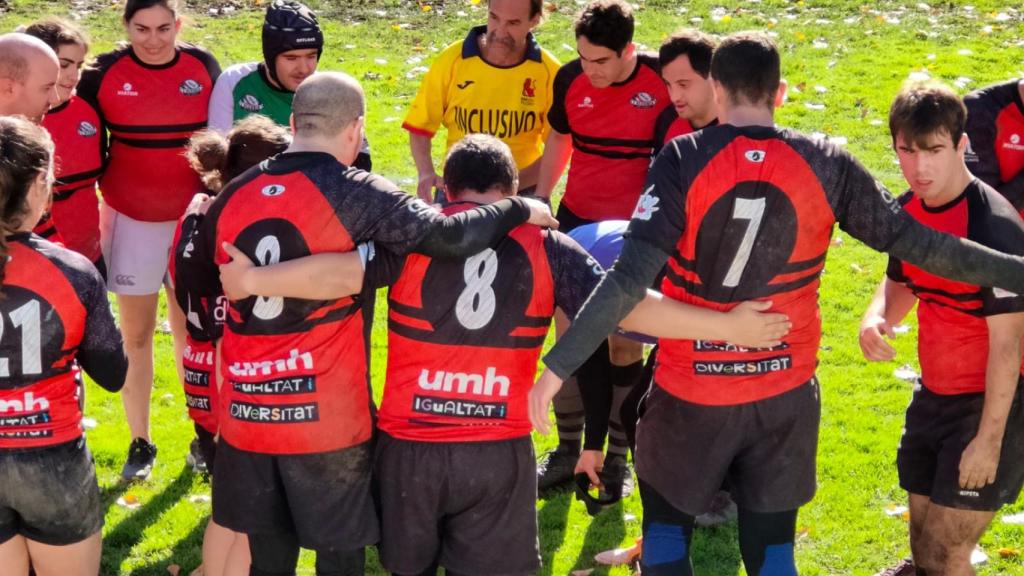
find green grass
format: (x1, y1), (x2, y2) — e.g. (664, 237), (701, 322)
(2, 0), (1024, 574)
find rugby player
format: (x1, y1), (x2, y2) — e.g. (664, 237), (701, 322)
(530, 32), (1024, 576)
(77, 0), (221, 481)
(403, 0), (559, 201)
(175, 72), (555, 576)
(21, 19), (104, 271)
(0, 116), (127, 576)
(0, 33), (60, 122)
(653, 29), (719, 153)
(860, 83), (1024, 576)
(208, 0), (372, 171)
(216, 134), (789, 576)
(964, 77), (1024, 210)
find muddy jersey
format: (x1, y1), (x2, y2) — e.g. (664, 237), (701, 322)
(0, 234), (126, 449)
(368, 202), (602, 442)
(548, 54), (670, 221)
(35, 95), (104, 262)
(403, 26), (560, 172)
(630, 124), (926, 405)
(887, 181), (1024, 395)
(180, 152), (485, 455)
(965, 80), (1024, 210)
(170, 215), (224, 434)
(78, 44), (220, 222)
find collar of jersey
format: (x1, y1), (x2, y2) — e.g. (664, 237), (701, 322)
(915, 180), (975, 214)
(128, 45), (181, 70)
(262, 151), (338, 174)
(462, 25), (542, 66)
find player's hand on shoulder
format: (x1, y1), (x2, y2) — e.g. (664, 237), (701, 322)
(521, 196), (559, 229)
(575, 450), (605, 490)
(858, 314), (897, 362)
(529, 368), (564, 434)
(219, 242), (255, 301)
(186, 192), (213, 216)
(724, 300), (791, 349)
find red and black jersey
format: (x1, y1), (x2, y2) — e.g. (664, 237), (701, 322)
(887, 180), (1024, 395)
(548, 54), (670, 221)
(652, 106), (693, 154)
(630, 124), (919, 405)
(77, 44), (220, 223)
(31, 213), (63, 246)
(965, 79), (1024, 211)
(35, 95), (104, 262)
(178, 152), (465, 455)
(169, 215), (224, 434)
(0, 234), (126, 449)
(367, 202), (602, 442)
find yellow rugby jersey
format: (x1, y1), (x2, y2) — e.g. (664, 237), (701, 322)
(403, 25), (560, 170)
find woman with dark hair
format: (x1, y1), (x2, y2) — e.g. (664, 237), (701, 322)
(0, 116), (127, 576)
(77, 0), (221, 481)
(171, 114), (290, 576)
(21, 18), (104, 272)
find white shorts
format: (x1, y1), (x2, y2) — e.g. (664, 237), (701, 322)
(99, 202), (177, 296)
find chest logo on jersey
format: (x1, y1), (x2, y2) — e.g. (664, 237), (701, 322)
(180, 79), (204, 96)
(522, 78), (536, 98)
(630, 92), (657, 109)
(1005, 133), (1024, 152)
(77, 121), (98, 137)
(745, 150), (767, 163)
(578, 96), (594, 109)
(632, 185), (660, 221)
(239, 94), (264, 112)
(261, 184), (286, 197)
(117, 82), (138, 97)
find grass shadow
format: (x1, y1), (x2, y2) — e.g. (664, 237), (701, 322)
(571, 502), (627, 575)
(690, 521), (743, 576)
(101, 466), (197, 575)
(137, 515), (207, 575)
(537, 490), (572, 576)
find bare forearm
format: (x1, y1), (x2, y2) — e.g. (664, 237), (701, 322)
(979, 317), (1024, 441)
(621, 290), (732, 340)
(535, 131), (572, 199)
(864, 279), (916, 326)
(410, 133), (437, 178)
(243, 253), (364, 299)
(518, 158), (541, 191)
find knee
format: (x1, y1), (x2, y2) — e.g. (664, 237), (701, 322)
(608, 337), (643, 366)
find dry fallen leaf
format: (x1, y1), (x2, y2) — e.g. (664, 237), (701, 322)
(999, 548), (1020, 558)
(167, 565), (180, 576)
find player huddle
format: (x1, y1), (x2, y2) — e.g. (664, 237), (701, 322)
(0, 1), (1023, 576)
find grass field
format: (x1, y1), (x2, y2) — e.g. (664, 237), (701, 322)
(2, 0), (1024, 574)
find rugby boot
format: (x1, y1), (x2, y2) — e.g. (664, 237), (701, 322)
(120, 437), (157, 482)
(537, 444), (578, 493)
(874, 558), (917, 576)
(185, 436), (208, 475)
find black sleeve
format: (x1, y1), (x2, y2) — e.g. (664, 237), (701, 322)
(972, 189), (1024, 316)
(543, 237), (666, 380)
(174, 204), (222, 298)
(362, 243), (408, 289)
(76, 53), (112, 157)
(413, 197), (531, 259)
(885, 255), (906, 283)
(651, 106), (677, 156)
(579, 341), (612, 452)
(547, 62), (577, 135)
(75, 263), (128, 392)
(186, 43), (222, 85)
(545, 230), (605, 320)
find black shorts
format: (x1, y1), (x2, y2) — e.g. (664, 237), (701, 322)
(212, 440), (378, 551)
(898, 382), (1024, 511)
(554, 202), (596, 234)
(375, 433), (540, 576)
(195, 423), (217, 471)
(0, 438), (102, 546)
(635, 379), (820, 516)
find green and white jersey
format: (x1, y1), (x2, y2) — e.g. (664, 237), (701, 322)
(208, 62), (294, 132)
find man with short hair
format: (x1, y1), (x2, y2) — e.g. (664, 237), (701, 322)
(403, 0), (560, 201)
(177, 71), (555, 576)
(0, 33), (60, 122)
(653, 29), (718, 152)
(860, 83), (1024, 576)
(207, 0), (371, 169)
(532, 0), (671, 493)
(964, 78), (1024, 211)
(530, 32), (1024, 576)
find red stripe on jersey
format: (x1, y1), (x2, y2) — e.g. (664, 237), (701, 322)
(379, 204), (554, 442)
(657, 136), (836, 405)
(214, 171), (370, 455)
(388, 308), (433, 332)
(88, 46), (216, 222)
(0, 243), (87, 448)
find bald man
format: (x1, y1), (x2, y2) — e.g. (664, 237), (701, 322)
(0, 33), (60, 122)
(175, 71), (555, 575)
